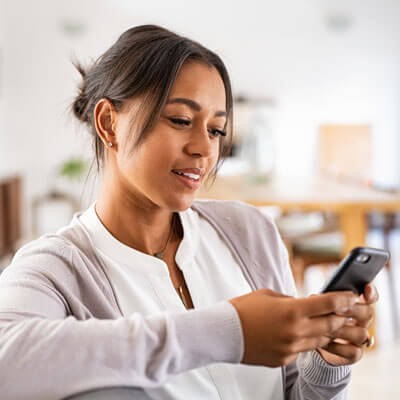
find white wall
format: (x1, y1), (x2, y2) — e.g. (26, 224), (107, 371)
(2, 0), (400, 237)
(1, 0), (133, 235)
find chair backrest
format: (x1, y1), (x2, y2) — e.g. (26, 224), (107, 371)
(318, 125), (371, 186)
(0, 182), (6, 258)
(0, 175), (22, 259)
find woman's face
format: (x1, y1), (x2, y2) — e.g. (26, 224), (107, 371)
(113, 61), (227, 212)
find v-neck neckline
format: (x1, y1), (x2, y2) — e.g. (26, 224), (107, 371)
(75, 201), (200, 276)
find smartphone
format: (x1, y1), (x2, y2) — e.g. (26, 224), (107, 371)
(320, 246), (390, 295)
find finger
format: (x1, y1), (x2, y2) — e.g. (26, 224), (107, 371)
(338, 303), (374, 327)
(363, 283), (379, 304)
(293, 335), (332, 353)
(303, 314), (348, 337)
(320, 341), (363, 364)
(298, 292), (358, 318)
(344, 317), (372, 329)
(330, 326), (369, 346)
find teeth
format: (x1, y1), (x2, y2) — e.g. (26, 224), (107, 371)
(174, 171), (200, 180)
(183, 173), (200, 180)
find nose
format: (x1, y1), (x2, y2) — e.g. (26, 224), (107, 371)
(184, 124), (214, 158)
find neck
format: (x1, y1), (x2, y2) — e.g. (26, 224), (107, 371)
(95, 180), (182, 256)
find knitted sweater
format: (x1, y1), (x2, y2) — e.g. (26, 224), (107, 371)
(0, 199), (350, 399)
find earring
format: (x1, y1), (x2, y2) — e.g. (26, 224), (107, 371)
(107, 142), (113, 147)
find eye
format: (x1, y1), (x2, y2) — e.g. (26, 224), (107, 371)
(169, 117), (191, 127)
(169, 117), (226, 137)
(208, 128), (227, 137)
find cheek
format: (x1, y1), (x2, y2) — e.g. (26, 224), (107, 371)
(210, 141), (221, 164)
(123, 139), (175, 178)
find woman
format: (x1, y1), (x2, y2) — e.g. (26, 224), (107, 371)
(0, 25), (377, 399)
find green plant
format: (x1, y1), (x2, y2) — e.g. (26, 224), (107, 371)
(59, 158), (88, 181)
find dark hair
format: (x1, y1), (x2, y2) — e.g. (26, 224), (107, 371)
(71, 24), (233, 187)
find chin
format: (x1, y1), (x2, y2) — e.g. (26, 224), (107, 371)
(165, 194), (196, 212)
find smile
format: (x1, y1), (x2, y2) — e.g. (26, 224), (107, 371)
(171, 171), (201, 190)
(173, 171), (200, 180)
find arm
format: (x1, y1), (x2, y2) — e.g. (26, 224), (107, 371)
(0, 244), (243, 400)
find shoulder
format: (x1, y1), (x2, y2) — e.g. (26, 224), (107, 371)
(192, 198), (272, 218)
(3, 234), (76, 279)
(3, 215), (95, 283)
(192, 198), (277, 233)
(0, 234), (77, 313)
(191, 198), (282, 265)
(193, 198), (262, 213)
(10, 212), (90, 270)
(13, 233), (73, 261)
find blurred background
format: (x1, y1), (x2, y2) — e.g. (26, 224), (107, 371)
(1, 0), (400, 398)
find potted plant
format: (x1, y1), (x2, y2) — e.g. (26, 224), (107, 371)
(31, 157), (89, 236)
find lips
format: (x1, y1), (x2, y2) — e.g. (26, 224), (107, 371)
(171, 168), (205, 176)
(171, 167), (205, 190)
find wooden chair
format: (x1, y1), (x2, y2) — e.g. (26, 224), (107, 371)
(0, 182), (6, 259)
(0, 175), (22, 270)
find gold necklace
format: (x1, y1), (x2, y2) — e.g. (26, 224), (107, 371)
(177, 285), (189, 309)
(153, 214), (190, 309)
(153, 213), (176, 260)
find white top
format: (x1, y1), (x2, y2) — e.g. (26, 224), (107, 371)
(78, 202), (283, 400)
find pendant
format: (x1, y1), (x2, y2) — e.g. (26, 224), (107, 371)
(178, 285), (189, 309)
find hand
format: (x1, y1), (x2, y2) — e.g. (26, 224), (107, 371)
(229, 288), (358, 367)
(317, 283), (379, 366)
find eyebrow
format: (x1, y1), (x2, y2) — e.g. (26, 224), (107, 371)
(166, 97), (227, 118)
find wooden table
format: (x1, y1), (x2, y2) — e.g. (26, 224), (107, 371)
(197, 174), (400, 256)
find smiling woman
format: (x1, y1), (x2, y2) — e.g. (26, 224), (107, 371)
(92, 61), (228, 216)
(0, 24), (378, 400)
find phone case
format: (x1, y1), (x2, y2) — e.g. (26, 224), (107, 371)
(320, 246), (390, 295)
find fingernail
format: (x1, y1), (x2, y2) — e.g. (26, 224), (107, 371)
(338, 298), (357, 313)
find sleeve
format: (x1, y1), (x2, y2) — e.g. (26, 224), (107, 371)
(0, 246), (244, 400)
(274, 225), (351, 400)
(285, 351), (351, 400)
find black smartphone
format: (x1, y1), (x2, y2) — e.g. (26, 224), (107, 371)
(320, 246), (390, 295)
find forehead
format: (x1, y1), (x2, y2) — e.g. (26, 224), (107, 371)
(168, 61), (226, 111)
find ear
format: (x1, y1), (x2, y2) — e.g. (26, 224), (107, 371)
(94, 98), (118, 148)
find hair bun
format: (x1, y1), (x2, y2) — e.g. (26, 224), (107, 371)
(71, 61), (90, 124)
(72, 91), (90, 123)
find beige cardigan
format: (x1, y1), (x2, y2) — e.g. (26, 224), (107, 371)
(0, 199), (350, 399)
